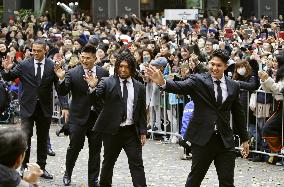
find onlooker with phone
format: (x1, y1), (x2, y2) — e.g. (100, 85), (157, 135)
(0, 127), (43, 187)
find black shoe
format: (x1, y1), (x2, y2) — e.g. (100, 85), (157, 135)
(47, 149), (56, 156)
(41, 169), (53, 179)
(63, 172), (71, 186)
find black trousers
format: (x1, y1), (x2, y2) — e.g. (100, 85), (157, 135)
(65, 111), (102, 186)
(21, 102), (51, 169)
(100, 125), (147, 187)
(186, 133), (236, 187)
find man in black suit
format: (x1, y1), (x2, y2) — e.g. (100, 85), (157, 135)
(1, 39), (69, 179)
(55, 45), (109, 186)
(146, 49), (250, 187)
(85, 49), (147, 187)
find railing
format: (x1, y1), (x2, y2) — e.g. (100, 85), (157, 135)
(147, 88), (284, 159)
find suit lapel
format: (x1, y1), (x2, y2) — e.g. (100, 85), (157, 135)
(78, 65), (89, 91)
(28, 58), (36, 78)
(203, 73), (217, 104)
(222, 76), (234, 106)
(115, 76), (123, 100)
(96, 66), (102, 80)
(41, 59), (52, 84)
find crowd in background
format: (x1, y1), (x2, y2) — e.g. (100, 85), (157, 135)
(0, 9), (284, 167)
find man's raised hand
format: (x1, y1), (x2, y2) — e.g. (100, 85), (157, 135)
(2, 56), (14, 71)
(54, 63), (66, 80)
(84, 71), (98, 88)
(145, 65), (165, 86)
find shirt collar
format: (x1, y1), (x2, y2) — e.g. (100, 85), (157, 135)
(211, 74), (225, 83)
(84, 65), (96, 72)
(119, 77), (132, 84)
(34, 57), (45, 65)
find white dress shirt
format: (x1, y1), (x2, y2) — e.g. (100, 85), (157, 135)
(119, 77), (134, 127)
(212, 75), (228, 103)
(34, 58), (45, 78)
(86, 66), (97, 93)
(84, 65), (97, 77)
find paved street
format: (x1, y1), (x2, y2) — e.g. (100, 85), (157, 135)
(1, 124), (284, 187)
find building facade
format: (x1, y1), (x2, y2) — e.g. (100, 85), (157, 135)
(2, 0), (283, 23)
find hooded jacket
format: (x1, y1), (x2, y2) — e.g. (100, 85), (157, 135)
(0, 164), (33, 187)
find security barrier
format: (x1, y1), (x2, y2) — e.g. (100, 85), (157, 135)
(147, 88), (284, 159)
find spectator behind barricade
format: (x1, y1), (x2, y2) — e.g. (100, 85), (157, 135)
(0, 127), (43, 187)
(176, 20), (191, 41)
(116, 25), (132, 46)
(224, 14), (235, 29)
(180, 45), (193, 64)
(147, 57), (168, 131)
(130, 42), (140, 54)
(0, 42), (8, 62)
(231, 45), (242, 62)
(266, 55), (278, 80)
(95, 43), (109, 66)
(73, 38), (86, 55)
(259, 50), (284, 163)
(24, 48), (32, 60)
(171, 51), (181, 75)
(58, 13), (71, 30)
(140, 48), (154, 79)
(133, 48), (145, 83)
(53, 52), (68, 71)
(158, 43), (171, 60)
(134, 48), (143, 69)
(102, 51), (118, 76)
(233, 60), (260, 148)
(62, 37), (73, 49)
(42, 14), (52, 31)
(202, 39), (218, 64)
(180, 44), (207, 75)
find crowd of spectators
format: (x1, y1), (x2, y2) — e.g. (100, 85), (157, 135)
(0, 9), (284, 168)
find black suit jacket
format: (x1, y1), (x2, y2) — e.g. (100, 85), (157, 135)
(92, 75), (147, 137)
(1, 57), (68, 118)
(164, 73), (249, 148)
(57, 65), (109, 125)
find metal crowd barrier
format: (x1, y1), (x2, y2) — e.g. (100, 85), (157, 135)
(52, 87), (61, 125)
(147, 90), (184, 142)
(234, 89), (284, 158)
(147, 87), (284, 159)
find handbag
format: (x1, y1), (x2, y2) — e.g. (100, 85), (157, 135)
(249, 87), (272, 117)
(249, 92), (257, 112)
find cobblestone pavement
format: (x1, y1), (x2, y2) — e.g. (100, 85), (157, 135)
(1, 124), (284, 187)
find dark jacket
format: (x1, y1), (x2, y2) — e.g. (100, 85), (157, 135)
(57, 65), (109, 125)
(92, 75), (147, 137)
(0, 164), (33, 187)
(1, 57), (68, 118)
(238, 74), (260, 104)
(164, 73), (249, 148)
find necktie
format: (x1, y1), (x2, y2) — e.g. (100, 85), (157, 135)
(122, 79), (128, 122)
(214, 80), (222, 106)
(36, 63), (42, 85)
